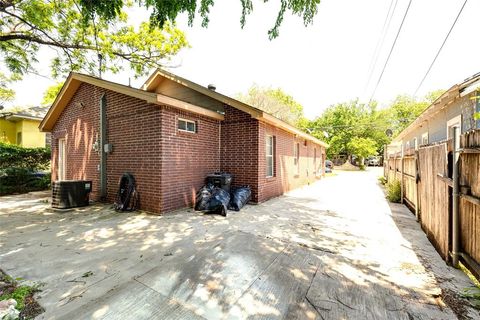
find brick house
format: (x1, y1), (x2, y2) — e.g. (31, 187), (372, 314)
(39, 69), (327, 214)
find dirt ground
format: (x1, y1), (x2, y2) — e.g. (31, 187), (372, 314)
(0, 168), (478, 319)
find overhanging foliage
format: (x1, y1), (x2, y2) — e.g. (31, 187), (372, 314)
(0, 142), (51, 170)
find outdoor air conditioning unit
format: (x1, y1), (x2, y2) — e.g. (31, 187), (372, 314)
(52, 180), (92, 209)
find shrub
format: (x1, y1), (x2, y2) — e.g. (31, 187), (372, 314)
(0, 168), (51, 195)
(386, 179), (401, 203)
(378, 176), (387, 185)
(0, 142), (51, 170)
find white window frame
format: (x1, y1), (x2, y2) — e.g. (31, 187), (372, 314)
(447, 115), (461, 139)
(58, 138), (66, 181)
(266, 135), (274, 178)
(421, 132), (429, 145)
(293, 142), (300, 175)
(413, 137), (418, 150)
(178, 118), (196, 133)
(293, 143), (299, 165)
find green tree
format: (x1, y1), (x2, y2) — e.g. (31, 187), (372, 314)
(387, 95), (429, 135)
(237, 85), (307, 127)
(78, 0), (322, 39)
(347, 137), (377, 169)
(41, 82), (64, 106)
(424, 89), (444, 104)
(309, 100), (389, 158)
(386, 90), (443, 136)
(0, 72), (18, 104)
(0, 0), (188, 80)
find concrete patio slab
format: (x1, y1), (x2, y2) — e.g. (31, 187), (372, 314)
(0, 168), (478, 319)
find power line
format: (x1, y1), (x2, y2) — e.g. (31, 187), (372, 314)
(368, 0), (413, 105)
(363, 0), (398, 95)
(413, 0), (468, 96)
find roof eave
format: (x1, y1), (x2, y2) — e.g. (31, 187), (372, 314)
(143, 69), (327, 147)
(39, 73), (159, 132)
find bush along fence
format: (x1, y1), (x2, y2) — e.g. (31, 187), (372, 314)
(384, 128), (480, 280)
(0, 142), (51, 195)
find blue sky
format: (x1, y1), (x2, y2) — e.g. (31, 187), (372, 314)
(4, 0), (480, 119)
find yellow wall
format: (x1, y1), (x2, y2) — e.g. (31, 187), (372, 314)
(0, 118), (46, 148)
(0, 118), (16, 144)
(18, 119), (46, 147)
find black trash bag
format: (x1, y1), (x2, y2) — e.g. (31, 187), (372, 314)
(195, 184), (215, 211)
(114, 173), (139, 211)
(228, 186), (251, 211)
(204, 187), (230, 216)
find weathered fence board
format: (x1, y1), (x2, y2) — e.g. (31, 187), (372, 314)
(418, 143), (449, 259)
(459, 130), (480, 265)
(386, 130), (480, 275)
(402, 157), (416, 209)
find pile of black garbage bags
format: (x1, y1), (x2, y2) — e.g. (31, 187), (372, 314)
(195, 184), (251, 217)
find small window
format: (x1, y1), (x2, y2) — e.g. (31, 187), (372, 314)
(178, 118), (196, 133)
(294, 142), (300, 175)
(16, 132), (22, 145)
(266, 136), (275, 177)
(421, 132), (429, 145)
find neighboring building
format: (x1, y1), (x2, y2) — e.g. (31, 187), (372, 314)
(0, 106), (50, 148)
(39, 70), (328, 214)
(389, 73), (480, 153)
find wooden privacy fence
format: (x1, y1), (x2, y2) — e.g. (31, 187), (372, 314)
(385, 149), (418, 213)
(459, 130), (480, 268)
(385, 130), (480, 277)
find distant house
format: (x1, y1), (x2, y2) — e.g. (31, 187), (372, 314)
(0, 106), (50, 148)
(389, 73), (480, 153)
(39, 69), (328, 214)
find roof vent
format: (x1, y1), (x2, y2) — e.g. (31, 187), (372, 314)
(208, 84), (216, 91)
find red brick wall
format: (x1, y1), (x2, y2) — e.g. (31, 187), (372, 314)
(51, 83), (164, 212)
(104, 92), (163, 213)
(220, 105), (325, 203)
(51, 84), (221, 214)
(220, 105), (260, 201)
(51, 83), (101, 200)
(51, 83), (324, 214)
(159, 106), (220, 212)
(257, 121), (325, 202)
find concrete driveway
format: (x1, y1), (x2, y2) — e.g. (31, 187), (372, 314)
(0, 168), (478, 319)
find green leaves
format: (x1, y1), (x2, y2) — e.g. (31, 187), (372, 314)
(309, 100), (385, 158)
(0, 142), (51, 170)
(387, 95), (430, 135)
(77, 0), (322, 39)
(306, 90), (443, 158)
(0, 72), (17, 103)
(0, 0), (189, 80)
(237, 85), (306, 127)
(41, 82), (64, 106)
(347, 137), (377, 159)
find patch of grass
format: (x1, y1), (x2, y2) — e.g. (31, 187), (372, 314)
(0, 270), (44, 318)
(378, 176), (387, 185)
(460, 262), (480, 288)
(0, 285), (35, 310)
(460, 262), (480, 309)
(386, 179), (401, 203)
